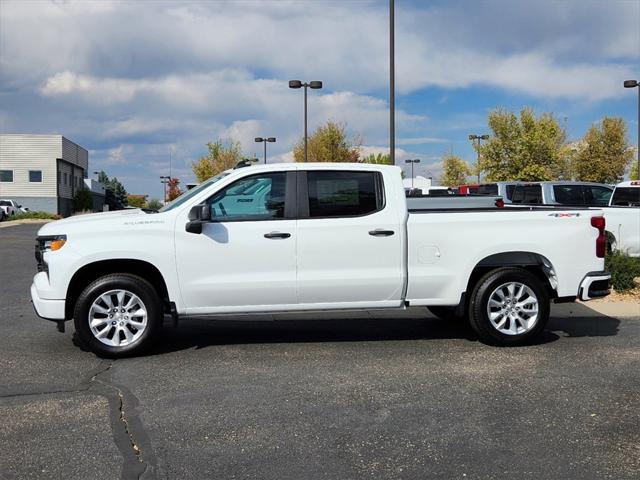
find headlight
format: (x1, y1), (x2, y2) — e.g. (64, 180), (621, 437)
(41, 234), (67, 251)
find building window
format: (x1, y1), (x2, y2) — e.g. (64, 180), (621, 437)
(58, 171), (61, 184)
(0, 170), (13, 182)
(29, 170), (43, 183)
(64, 173), (67, 185)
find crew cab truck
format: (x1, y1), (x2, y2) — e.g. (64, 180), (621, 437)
(31, 163), (611, 357)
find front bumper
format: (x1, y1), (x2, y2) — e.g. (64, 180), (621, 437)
(30, 281), (65, 321)
(578, 271), (611, 301)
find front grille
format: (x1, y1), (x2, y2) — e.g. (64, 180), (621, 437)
(35, 238), (46, 272)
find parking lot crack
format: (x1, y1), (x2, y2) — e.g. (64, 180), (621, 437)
(92, 364), (157, 480)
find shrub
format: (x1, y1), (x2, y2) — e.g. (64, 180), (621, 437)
(605, 251), (640, 292)
(74, 188), (94, 212)
(11, 211), (61, 220)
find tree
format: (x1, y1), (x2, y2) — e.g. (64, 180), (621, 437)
(293, 121), (361, 163)
(192, 139), (243, 182)
(361, 152), (392, 165)
(96, 170), (128, 210)
(573, 117), (635, 184)
(127, 196), (147, 208)
(147, 198), (162, 210)
(631, 161), (638, 181)
(167, 178), (182, 201)
(73, 188), (94, 212)
(439, 154), (472, 187)
(478, 107), (570, 181)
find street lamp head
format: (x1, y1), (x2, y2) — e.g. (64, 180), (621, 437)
(480, 134), (490, 140)
(468, 134), (476, 140)
(267, 137), (276, 142)
(405, 159), (420, 164)
(289, 80), (302, 89)
(309, 81), (323, 89)
(623, 80), (639, 88)
(254, 137), (264, 142)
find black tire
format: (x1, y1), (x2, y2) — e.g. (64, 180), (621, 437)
(73, 274), (163, 357)
(468, 267), (549, 346)
(427, 306), (466, 322)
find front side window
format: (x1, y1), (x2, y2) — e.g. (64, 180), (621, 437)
(0, 170), (13, 182)
(29, 170), (42, 183)
(306, 171), (382, 218)
(584, 186), (613, 206)
(207, 172), (286, 221)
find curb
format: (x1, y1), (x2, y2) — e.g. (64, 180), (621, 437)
(0, 219), (54, 229)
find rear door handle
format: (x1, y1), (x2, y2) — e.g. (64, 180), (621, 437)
(264, 231), (291, 239)
(369, 229), (395, 237)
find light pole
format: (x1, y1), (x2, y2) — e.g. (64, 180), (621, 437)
(254, 137), (276, 164)
(405, 159), (420, 188)
(390, 0), (395, 166)
(624, 80), (639, 178)
(469, 134), (489, 183)
(160, 175), (170, 203)
(289, 80), (322, 162)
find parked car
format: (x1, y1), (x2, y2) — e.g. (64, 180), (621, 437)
(609, 180), (640, 207)
(0, 199), (21, 218)
(463, 182), (613, 206)
(601, 181), (640, 256)
(32, 163), (610, 356)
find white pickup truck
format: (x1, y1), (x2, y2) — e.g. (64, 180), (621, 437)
(605, 180), (640, 257)
(31, 163), (610, 357)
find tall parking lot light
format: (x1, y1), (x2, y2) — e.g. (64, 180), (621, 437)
(469, 134), (489, 183)
(405, 158), (420, 188)
(624, 80), (639, 178)
(255, 137), (276, 164)
(289, 80), (323, 162)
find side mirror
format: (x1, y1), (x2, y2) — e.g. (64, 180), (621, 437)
(185, 203), (211, 234)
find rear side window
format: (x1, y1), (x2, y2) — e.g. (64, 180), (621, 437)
(553, 185), (584, 205)
(611, 187), (640, 206)
(511, 184), (542, 204)
(306, 171), (383, 218)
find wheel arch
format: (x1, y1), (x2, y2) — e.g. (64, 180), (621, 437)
(465, 251), (558, 302)
(65, 259), (170, 319)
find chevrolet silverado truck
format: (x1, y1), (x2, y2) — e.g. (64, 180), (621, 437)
(31, 163), (611, 357)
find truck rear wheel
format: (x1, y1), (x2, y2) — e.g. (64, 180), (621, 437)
(468, 267), (549, 346)
(73, 274), (163, 357)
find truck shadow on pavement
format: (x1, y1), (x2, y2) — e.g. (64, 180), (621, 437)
(149, 307), (621, 355)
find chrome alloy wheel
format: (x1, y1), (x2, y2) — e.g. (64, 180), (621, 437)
(88, 289), (148, 347)
(486, 282), (539, 336)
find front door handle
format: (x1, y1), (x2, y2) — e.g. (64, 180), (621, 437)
(369, 229), (395, 237)
(264, 232), (291, 239)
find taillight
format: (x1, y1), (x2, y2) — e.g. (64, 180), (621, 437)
(591, 216), (606, 258)
(495, 198), (505, 208)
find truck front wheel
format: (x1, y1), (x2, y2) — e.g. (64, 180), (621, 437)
(73, 274), (163, 357)
(468, 267), (549, 346)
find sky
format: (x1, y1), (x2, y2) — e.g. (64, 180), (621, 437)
(0, 0), (639, 198)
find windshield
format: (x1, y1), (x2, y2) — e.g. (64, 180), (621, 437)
(158, 171), (231, 212)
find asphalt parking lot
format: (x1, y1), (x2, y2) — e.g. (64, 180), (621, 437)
(1, 223), (639, 480)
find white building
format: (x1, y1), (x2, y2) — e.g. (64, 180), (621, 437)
(0, 134), (88, 216)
